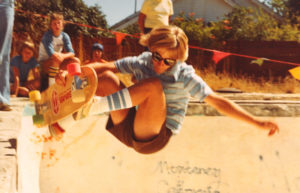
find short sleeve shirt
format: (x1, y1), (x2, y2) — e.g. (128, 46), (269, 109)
(141, 0), (174, 28)
(10, 55), (39, 83)
(38, 30), (74, 62)
(114, 52), (213, 134)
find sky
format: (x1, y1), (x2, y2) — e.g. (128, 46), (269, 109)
(82, 0), (267, 27)
(83, 0), (144, 27)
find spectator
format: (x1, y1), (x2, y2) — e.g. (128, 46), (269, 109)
(0, 0), (14, 111)
(38, 12), (79, 91)
(10, 40), (40, 97)
(83, 43), (107, 65)
(138, 0), (173, 34)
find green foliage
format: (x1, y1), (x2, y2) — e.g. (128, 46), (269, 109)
(118, 23), (141, 37)
(285, 0), (300, 16)
(262, 0), (300, 25)
(14, 0), (109, 44)
(169, 6), (300, 48)
(172, 12), (214, 47)
(262, 0), (288, 16)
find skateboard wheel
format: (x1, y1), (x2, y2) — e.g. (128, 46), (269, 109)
(72, 90), (86, 103)
(48, 125), (56, 137)
(32, 114), (44, 125)
(67, 63), (81, 76)
(29, 90), (41, 102)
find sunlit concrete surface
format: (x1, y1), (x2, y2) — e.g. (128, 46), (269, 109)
(18, 114), (300, 193)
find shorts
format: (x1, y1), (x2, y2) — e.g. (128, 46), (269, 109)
(106, 107), (172, 154)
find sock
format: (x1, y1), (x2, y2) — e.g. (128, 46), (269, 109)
(49, 77), (55, 86)
(89, 88), (133, 116)
(48, 67), (59, 86)
(58, 88), (133, 127)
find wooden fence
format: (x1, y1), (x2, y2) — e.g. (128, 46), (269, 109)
(12, 34), (300, 80)
(73, 36), (300, 79)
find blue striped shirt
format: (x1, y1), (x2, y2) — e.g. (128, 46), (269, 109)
(38, 30), (74, 62)
(115, 52), (213, 134)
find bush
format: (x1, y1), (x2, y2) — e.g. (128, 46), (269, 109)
(14, 0), (109, 45)
(170, 7), (300, 47)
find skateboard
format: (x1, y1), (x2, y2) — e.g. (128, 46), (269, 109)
(28, 63), (98, 128)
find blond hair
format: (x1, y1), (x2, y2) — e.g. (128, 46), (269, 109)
(139, 25), (189, 62)
(18, 40), (35, 56)
(49, 12), (64, 25)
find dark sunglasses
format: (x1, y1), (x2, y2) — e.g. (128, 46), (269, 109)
(152, 52), (177, 66)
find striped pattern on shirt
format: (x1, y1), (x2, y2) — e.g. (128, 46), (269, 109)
(114, 52), (213, 134)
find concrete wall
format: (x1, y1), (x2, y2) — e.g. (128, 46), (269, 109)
(18, 114), (300, 193)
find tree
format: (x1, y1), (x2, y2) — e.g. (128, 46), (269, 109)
(14, 0), (109, 45)
(262, 0), (300, 24)
(170, 7), (300, 47)
(262, 0), (288, 16)
(285, 0), (300, 15)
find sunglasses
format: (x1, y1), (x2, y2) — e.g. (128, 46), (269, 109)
(152, 52), (177, 66)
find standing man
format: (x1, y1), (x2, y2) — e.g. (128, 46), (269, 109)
(0, 0), (14, 111)
(138, 0), (174, 34)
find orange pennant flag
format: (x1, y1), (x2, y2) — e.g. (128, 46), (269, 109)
(289, 66), (300, 80)
(114, 32), (127, 45)
(212, 50), (231, 64)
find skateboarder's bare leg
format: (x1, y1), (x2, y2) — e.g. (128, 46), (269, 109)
(128, 78), (166, 141)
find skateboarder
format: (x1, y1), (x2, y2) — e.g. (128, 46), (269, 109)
(56, 25), (279, 154)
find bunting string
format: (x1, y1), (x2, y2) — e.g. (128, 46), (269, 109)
(15, 9), (300, 79)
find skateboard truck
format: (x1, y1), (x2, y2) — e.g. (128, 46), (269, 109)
(29, 90), (45, 125)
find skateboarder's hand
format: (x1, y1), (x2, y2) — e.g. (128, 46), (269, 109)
(55, 70), (68, 86)
(256, 120), (279, 136)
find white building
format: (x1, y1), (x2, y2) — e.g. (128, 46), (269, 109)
(111, 0), (274, 30)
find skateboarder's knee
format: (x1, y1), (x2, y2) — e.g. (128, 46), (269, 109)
(97, 71), (122, 96)
(99, 70), (120, 84)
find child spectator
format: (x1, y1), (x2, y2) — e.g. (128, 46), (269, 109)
(38, 12), (79, 91)
(10, 40), (40, 97)
(83, 43), (107, 65)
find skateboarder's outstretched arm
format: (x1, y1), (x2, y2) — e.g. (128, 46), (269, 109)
(204, 92), (279, 136)
(86, 62), (118, 74)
